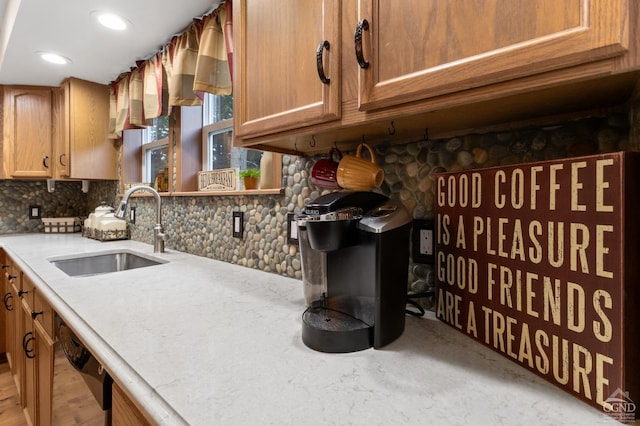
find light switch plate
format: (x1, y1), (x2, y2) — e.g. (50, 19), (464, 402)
(287, 213), (298, 245)
(232, 211), (244, 238)
(412, 219), (434, 264)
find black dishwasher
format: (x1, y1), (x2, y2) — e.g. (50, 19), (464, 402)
(54, 314), (113, 425)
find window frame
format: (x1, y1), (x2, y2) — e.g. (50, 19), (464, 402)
(202, 118), (234, 171)
(121, 100), (283, 195)
(142, 136), (170, 185)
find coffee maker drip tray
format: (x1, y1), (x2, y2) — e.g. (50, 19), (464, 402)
(301, 307), (372, 353)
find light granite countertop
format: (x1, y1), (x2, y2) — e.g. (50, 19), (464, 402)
(0, 233), (615, 425)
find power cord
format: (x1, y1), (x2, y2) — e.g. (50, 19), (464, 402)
(405, 290), (434, 317)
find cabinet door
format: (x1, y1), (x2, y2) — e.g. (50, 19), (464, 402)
(21, 300), (37, 426)
(9, 285), (23, 399)
(357, 0), (629, 111)
(234, 0), (341, 139)
(2, 270), (16, 369)
(0, 252), (6, 355)
(35, 321), (54, 426)
(65, 78), (118, 180)
(53, 86), (70, 177)
(112, 381), (152, 426)
(2, 87), (54, 177)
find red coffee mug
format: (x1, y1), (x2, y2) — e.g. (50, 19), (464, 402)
(311, 147), (343, 189)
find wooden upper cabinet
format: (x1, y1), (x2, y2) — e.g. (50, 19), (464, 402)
(1, 86), (54, 178)
(57, 77), (118, 180)
(357, 0), (630, 110)
(234, 0), (341, 138)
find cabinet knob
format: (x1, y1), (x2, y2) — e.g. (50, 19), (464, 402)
(316, 40), (331, 84)
(18, 289), (28, 297)
(31, 310), (43, 320)
(43, 155), (49, 168)
(354, 19), (370, 69)
(8, 274), (17, 280)
(3, 292), (13, 311)
(1, 264), (9, 269)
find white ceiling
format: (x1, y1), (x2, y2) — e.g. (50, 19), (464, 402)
(0, 0), (220, 86)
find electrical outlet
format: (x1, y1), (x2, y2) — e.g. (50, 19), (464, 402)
(412, 219), (434, 264)
(420, 228), (434, 256)
(29, 205), (42, 219)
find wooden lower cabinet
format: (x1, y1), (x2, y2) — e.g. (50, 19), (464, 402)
(1, 261), (56, 426)
(112, 381), (152, 426)
(3, 258), (149, 425)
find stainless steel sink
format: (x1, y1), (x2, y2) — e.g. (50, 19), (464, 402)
(49, 250), (166, 277)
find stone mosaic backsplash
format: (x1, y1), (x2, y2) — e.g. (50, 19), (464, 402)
(127, 113), (631, 311)
(0, 180), (87, 233)
(0, 180), (119, 235)
(0, 111), (633, 311)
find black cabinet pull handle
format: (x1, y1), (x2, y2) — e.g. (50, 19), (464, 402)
(31, 310), (43, 320)
(59, 153), (67, 167)
(3, 292), (13, 311)
(8, 274), (16, 280)
(18, 289), (28, 297)
(1, 264), (9, 269)
(43, 156), (50, 168)
(354, 19), (370, 69)
(316, 40), (331, 84)
(23, 332), (36, 359)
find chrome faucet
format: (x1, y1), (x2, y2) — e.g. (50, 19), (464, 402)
(115, 185), (165, 253)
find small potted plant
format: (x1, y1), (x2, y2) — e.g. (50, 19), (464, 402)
(239, 168), (261, 190)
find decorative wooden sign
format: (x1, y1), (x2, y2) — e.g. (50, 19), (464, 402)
(198, 168), (237, 191)
(435, 152), (639, 423)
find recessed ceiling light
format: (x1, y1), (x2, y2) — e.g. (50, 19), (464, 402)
(39, 52), (71, 65)
(93, 12), (129, 31)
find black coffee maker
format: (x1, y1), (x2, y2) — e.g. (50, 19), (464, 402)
(297, 192), (411, 353)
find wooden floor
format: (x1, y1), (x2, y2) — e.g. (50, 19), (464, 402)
(0, 344), (106, 426)
(0, 358), (25, 426)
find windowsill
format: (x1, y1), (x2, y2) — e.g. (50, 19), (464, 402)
(119, 188), (284, 197)
(170, 188), (284, 196)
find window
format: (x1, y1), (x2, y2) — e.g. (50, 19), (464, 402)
(142, 116), (170, 184)
(202, 93), (263, 173)
(122, 94), (281, 194)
